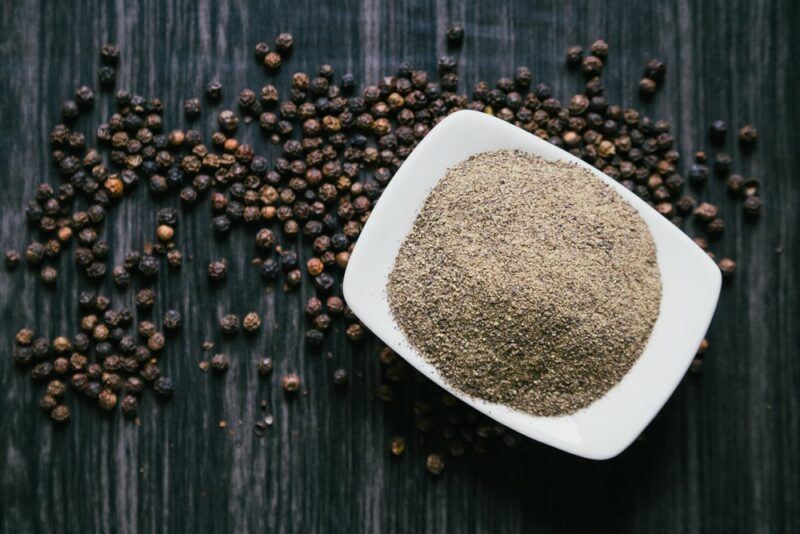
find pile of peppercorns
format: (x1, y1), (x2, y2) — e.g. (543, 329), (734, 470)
(4, 26), (760, 472)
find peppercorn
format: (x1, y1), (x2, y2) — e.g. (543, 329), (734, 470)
(446, 22), (464, 45)
(52, 336), (70, 354)
(644, 59), (666, 83)
(255, 228), (275, 249)
(220, 314), (240, 334)
(166, 249), (183, 268)
(138, 255), (159, 277)
(98, 65), (116, 87)
(737, 124), (758, 147)
(31, 361), (53, 380)
(50, 405), (70, 423)
(743, 195), (762, 216)
(243, 312), (261, 332)
(211, 353), (229, 372)
(305, 329), (324, 346)
(718, 258), (736, 279)
(40, 394), (58, 411)
(147, 332), (165, 351)
(282, 373), (300, 392)
(264, 52), (282, 70)
(208, 259), (228, 280)
(333, 368), (349, 386)
(306, 257), (324, 276)
(135, 289), (155, 308)
(709, 120), (727, 144)
(256, 357), (273, 376)
(639, 78), (657, 97)
(100, 43), (120, 64)
(163, 309), (182, 330)
(5, 249), (20, 268)
(206, 81), (222, 100)
(714, 152), (732, 175)
(154, 376), (174, 398)
(184, 98), (201, 118)
(346, 323), (365, 341)
(121, 395), (138, 416)
(275, 32), (293, 52)
(15, 328), (34, 346)
(426, 453), (445, 476)
(98, 389), (117, 410)
(390, 436), (406, 456)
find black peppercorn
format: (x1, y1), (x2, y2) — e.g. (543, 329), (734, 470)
(163, 309), (182, 330)
(743, 195), (762, 216)
(709, 120), (727, 144)
(211, 353), (229, 372)
(332, 368), (348, 386)
(154, 376), (174, 398)
(257, 357), (273, 376)
(220, 314), (240, 334)
(446, 22), (464, 45)
(206, 81), (222, 100)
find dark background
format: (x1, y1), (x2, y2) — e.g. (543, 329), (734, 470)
(0, 0), (798, 532)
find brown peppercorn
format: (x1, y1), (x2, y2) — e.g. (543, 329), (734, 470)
(40, 395), (58, 411)
(426, 453), (445, 476)
(282, 373), (301, 392)
(46, 380), (66, 398)
(697, 338), (709, 355)
(40, 266), (58, 284)
(718, 258), (736, 279)
(243, 312), (262, 332)
(147, 332), (166, 351)
(156, 224), (174, 241)
(15, 328), (34, 346)
(264, 52), (281, 70)
(52, 336), (71, 354)
(390, 436), (406, 456)
(326, 296), (344, 315)
(738, 124), (757, 147)
(50, 405), (70, 423)
(307, 257), (324, 276)
(639, 78), (657, 96)
(346, 323), (365, 341)
(693, 202), (718, 222)
(334, 251), (350, 269)
(98, 389), (118, 410)
(706, 218), (725, 235)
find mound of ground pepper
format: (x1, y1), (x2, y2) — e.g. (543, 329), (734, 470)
(388, 150), (662, 416)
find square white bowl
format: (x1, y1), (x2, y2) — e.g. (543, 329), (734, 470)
(343, 110), (721, 460)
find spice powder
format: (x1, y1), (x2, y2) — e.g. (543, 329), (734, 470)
(387, 150), (662, 416)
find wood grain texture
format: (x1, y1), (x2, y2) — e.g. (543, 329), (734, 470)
(0, 0), (798, 532)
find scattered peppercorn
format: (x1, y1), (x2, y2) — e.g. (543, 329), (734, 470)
(220, 314), (240, 334)
(211, 354), (230, 372)
(446, 22), (464, 45)
(425, 453), (445, 476)
(256, 357), (273, 376)
(5, 249), (20, 268)
(390, 436), (406, 456)
(282, 373), (301, 393)
(738, 124), (757, 147)
(333, 368), (349, 386)
(243, 312), (261, 332)
(50, 405), (70, 423)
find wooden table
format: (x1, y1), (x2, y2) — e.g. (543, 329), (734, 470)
(1, 0), (797, 532)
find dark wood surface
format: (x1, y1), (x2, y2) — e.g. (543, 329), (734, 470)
(1, 0), (798, 532)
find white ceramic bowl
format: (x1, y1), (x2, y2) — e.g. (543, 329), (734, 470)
(343, 110), (721, 460)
